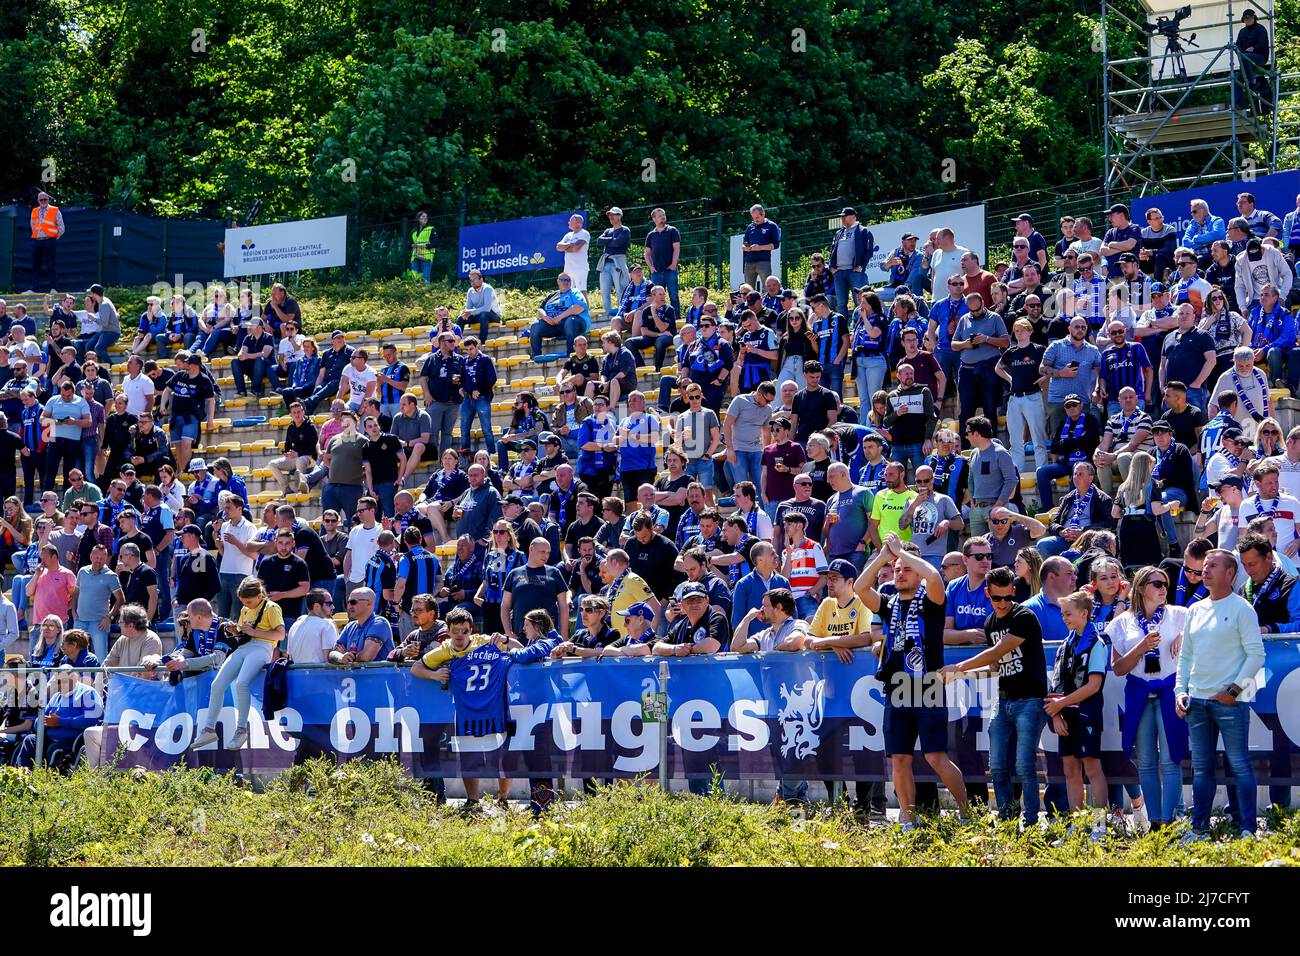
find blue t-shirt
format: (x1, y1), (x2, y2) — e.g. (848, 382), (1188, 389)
(742, 220), (781, 263)
(1022, 592), (1069, 643)
(644, 226), (682, 272)
(946, 575), (992, 631)
(335, 614), (394, 660)
(45, 395), (89, 441)
(1043, 338), (1102, 404)
(1102, 224), (1143, 272)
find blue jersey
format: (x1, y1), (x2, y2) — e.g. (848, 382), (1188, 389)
(396, 546), (442, 612)
(1099, 342), (1151, 401)
(445, 634), (559, 736)
(946, 575), (992, 631)
(378, 362), (409, 405)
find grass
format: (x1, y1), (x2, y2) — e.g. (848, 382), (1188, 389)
(3, 760), (1298, 866)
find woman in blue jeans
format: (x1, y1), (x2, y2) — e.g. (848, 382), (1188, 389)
(1107, 566), (1189, 829)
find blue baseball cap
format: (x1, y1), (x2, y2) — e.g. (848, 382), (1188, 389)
(826, 559), (858, 579)
(616, 602), (656, 622)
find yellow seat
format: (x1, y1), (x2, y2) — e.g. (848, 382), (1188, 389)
(286, 492), (311, 503)
(269, 416), (291, 427)
(370, 328), (400, 338)
(407, 325), (434, 338)
(344, 330), (366, 340)
(225, 397), (250, 408)
(251, 468), (274, 478)
(211, 357), (232, 369)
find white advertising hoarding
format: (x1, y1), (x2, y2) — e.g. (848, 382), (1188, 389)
(223, 215), (348, 277)
(862, 204), (986, 285)
(728, 236), (783, 291)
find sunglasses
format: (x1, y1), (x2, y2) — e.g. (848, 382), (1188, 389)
(493, 529), (509, 535)
(346, 598), (366, 606)
(1183, 566), (1204, 577)
(1148, 580), (1169, 589)
(322, 517), (338, 523)
(988, 593), (1015, 603)
(969, 553), (992, 561)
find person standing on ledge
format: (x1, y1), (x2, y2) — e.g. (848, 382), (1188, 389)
(29, 191), (65, 292)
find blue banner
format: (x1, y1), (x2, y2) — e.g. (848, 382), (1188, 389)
(1127, 170), (1298, 243)
(100, 642), (1300, 783)
(457, 211), (585, 277)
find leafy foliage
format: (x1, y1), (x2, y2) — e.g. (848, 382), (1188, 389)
(0, 0), (1291, 222)
(2, 761), (1297, 866)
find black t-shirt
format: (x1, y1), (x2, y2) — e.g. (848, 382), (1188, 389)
(114, 531), (155, 569)
(258, 553), (310, 618)
(654, 473), (692, 538)
(998, 343), (1045, 395)
(504, 563), (568, 633)
(625, 533), (681, 600)
(117, 563), (158, 611)
(806, 456), (833, 502)
(564, 515), (604, 556)
(1163, 406), (1206, 454)
(167, 371), (215, 419)
(563, 354), (600, 380)
(791, 386), (840, 443)
(361, 433), (403, 484)
(293, 528), (335, 583)
(877, 589), (946, 688)
(664, 606), (732, 648)
(982, 603), (1048, 700)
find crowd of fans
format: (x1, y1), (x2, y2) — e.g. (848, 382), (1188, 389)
(0, 189), (1298, 837)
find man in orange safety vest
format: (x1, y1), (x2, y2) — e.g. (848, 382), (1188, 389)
(30, 191), (65, 292)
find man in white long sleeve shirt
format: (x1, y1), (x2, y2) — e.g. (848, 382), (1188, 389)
(1176, 548), (1266, 839)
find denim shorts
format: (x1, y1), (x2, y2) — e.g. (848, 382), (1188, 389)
(883, 702), (948, 755)
(1057, 707), (1103, 759)
(170, 414), (200, 443)
(684, 457), (714, 488)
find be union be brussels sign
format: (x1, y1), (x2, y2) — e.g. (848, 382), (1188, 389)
(458, 211), (584, 277)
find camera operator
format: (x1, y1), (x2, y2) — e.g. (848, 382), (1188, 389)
(1236, 10), (1271, 107)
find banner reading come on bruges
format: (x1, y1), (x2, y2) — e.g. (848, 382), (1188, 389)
(100, 645), (1300, 783)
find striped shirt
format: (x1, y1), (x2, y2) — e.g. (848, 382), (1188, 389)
(784, 539), (828, 597)
(1099, 343), (1151, 400)
(395, 546), (442, 612)
(1104, 408), (1155, 455)
(378, 362), (409, 405)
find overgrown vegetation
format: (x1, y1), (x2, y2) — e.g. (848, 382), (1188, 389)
(2, 761), (1297, 866)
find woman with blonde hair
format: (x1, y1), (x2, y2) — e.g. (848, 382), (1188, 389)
(27, 615), (65, 668)
(1254, 416), (1283, 460)
(1105, 564), (1188, 829)
(1111, 451), (1167, 569)
(474, 519), (523, 635)
(1013, 547), (1042, 601)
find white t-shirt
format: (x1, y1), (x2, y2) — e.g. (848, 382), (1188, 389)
(341, 364), (377, 406)
(1106, 604), (1188, 681)
(10, 341), (40, 365)
(121, 373), (156, 416)
(1265, 454), (1300, 501)
(277, 334), (305, 364)
(286, 615), (338, 663)
(345, 523), (382, 583)
(929, 245), (969, 288)
(217, 516), (256, 576)
(562, 229), (592, 287)
(1238, 492), (1300, 551)
(1216, 504), (1243, 551)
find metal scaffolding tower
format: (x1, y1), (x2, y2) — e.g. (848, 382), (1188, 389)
(1102, 0), (1288, 202)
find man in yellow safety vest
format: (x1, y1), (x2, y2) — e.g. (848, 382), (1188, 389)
(410, 211), (436, 282)
(30, 191), (65, 292)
